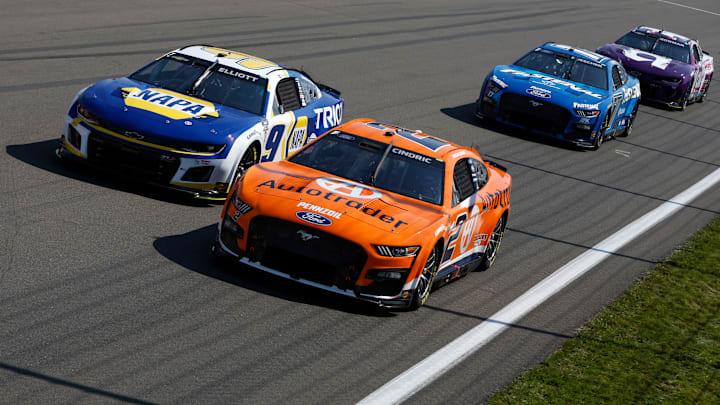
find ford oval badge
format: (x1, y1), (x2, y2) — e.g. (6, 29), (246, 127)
(296, 211), (332, 226)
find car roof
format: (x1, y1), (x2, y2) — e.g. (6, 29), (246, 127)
(633, 26), (693, 45)
(333, 119), (475, 161)
(540, 42), (610, 65)
(173, 45), (287, 78)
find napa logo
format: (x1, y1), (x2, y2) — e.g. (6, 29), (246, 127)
(285, 116), (308, 158)
(121, 87), (219, 120)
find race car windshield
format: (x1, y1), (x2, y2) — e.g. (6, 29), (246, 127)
(616, 31), (655, 52)
(652, 40), (690, 64)
(616, 32), (691, 64)
(514, 49), (608, 90)
(569, 60), (608, 90)
(129, 54), (210, 94)
(193, 66), (268, 115)
(290, 132), (445, 205)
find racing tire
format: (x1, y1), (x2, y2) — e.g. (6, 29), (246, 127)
(233, 143), (260, 185)
(698, 75), (711, 103)
(476, 214), (506, 271)
(408, 244), (441, 310)
(210, 234), (232, 265)
(619, 103), (638, 137)
(593, 108), (613, 150)
(678, 85), (691, 111)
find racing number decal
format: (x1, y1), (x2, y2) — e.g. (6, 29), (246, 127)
(262, 124), (285, 162)
(459, 206), (481, 253)
(622, 48), (672, 70)
(607, 93), (623, 131)
(443, 205), (482, 263)
(262, 114), (312, 162)
(442, 213), (467, 262)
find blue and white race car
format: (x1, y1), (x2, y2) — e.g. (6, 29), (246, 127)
(58, 45), (344, 199)
(476, 42), (641, 149)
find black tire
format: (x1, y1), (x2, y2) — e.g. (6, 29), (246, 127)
(678, 85), (691, 111)
(619, 103), (638, 138)
(409, 244), (441, 310)
(698, 75), (711, 103)
(477, 214), (506, 271)
(233, 143), (260, 184)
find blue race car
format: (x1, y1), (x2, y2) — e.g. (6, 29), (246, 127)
(476, 42), (641, 149)
(57, 45), (343, 200)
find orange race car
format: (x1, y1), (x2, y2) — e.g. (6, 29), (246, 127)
(212, 119), (512, 309)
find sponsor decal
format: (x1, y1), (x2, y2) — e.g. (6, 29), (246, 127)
(573, 102), (600, 110)
(257, 179), (408, 229)
(121, 87), (218, 120)
(478, 188), (510, 213)
(474, 233), (488, 247)
(576, 58), (604, 69)
(391, 148), (432, 164)
(217, 66), (260, 82)
(296, 201), (342, 219)
(622, 84), (640, 103)
(296, 211), (333, 226)
(313, 103), (343, 130)
(658, 37), (688, 47)
(526, 86), (552, 99)
(578, 117), (592, 124)
(316, 178), (382, 199)
(501, 68), (604, 99)
(286, 116), (308, 157)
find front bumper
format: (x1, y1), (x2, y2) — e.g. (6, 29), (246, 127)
(215, 214), (418, 309)
(58, 116), (234, 200)
(476, 93), (600, 148)
(628, 72), (684, 106)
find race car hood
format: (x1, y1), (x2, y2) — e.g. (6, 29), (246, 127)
(237, 161), (446, 241)
(76, 77), (265, 153)
(597, 44), (693, 80)
(492, 65), (609, 108)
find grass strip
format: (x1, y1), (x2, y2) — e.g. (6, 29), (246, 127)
(490, 216), (720, 404)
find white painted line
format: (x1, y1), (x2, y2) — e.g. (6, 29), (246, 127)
(358, 167), (720, 405)
(615, 149), (631, 158)
(657, 0), (720, 16)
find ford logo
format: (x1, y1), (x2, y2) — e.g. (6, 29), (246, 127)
(296, 211), (332, 226)
(526, 87), (551, 99)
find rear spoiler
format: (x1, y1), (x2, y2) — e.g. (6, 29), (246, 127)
(485, 159), (508, 174)
(290, 68), (342, 97)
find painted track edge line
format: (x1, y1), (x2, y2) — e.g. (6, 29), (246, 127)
(358, 167), (720, 405)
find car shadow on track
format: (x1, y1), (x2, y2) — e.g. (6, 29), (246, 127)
(5, 139), (213, 207)
(153, 224), (395, 317)
(440, 103), (586, 152)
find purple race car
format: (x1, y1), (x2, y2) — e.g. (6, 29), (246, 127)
(597, 26), (713, 110)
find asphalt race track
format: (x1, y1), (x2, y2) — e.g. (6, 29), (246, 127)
(2, 1), (719, 403)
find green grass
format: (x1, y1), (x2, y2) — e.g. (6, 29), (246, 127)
(490, 216), (720, 405)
